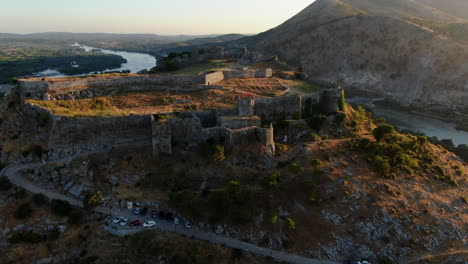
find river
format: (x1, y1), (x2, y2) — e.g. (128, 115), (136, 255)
(348, 97), (468, 147)
(34, 43), (157, 78)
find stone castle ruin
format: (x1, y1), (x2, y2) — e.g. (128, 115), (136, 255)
(18, 68), (272, 101)
(15, 69), (342, 160)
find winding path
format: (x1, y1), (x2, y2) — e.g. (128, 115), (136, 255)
(1, 156), (341, 264)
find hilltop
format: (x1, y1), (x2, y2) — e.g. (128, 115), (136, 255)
(241, 0), (468, 109)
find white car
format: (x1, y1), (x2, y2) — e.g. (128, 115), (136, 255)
(112, 216), (124, 224)
(119, 218), (129, 226)
(174, 217), (179, 225)
(143, 221), (156, 228)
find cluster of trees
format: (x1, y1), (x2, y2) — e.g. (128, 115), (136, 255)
(0, 46), (126, 83)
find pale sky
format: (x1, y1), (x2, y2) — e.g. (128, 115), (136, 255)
(0, 0), (315, 35)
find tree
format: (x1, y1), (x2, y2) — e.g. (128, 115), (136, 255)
(338, 90), (346, 111)
(85, 191), (103, 208)
(14, 203), (33, 219)
(373, 124), (396, 142)
(50, 199), (72, 217)
(212, 145), (226, 162)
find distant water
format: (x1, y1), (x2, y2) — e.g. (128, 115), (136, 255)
(33, 44), (157, 78)
(72, 43), (156, 73)
(348, 97), (468, 147)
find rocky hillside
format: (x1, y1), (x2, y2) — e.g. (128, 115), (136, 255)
(243, 0), (468, 108)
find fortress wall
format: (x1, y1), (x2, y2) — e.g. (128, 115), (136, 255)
(48, 114), (153, 150)
(223, 68), (272, 79)
(168, 116), (203, 146)
(224, 126), (275, 155)
(219, 116), (261, 130)
(47, 75), (205, 91)
(203, 71), (225, 85)
(151, 117), (172, 158)
(253, 96), (302, 121)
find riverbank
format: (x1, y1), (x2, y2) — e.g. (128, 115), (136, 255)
(373, 100), (468, 133)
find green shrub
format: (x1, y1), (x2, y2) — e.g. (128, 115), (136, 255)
(14, 203), (33, 219)
(372, 155), (391, 176)
(35, 112), (50, 128)
(68, 209), (86, 225)
(292, 111), (302, 120)
(50, 199), (72, 217)
(271, 214), (278, 224)
(335, 112), (346, 125)
(8, 230), (43, 244)
(311, 169), (325, 177)
(352, 106), (369, 125)
(306, 115), (327, 130)
(32, 193), (48, 206)
(47, 227), (60, 240)
(379, 257), (394, 264)
(454, 165), (464, 175)
(0, 177), (12, 192)
(310, 159), (322, 167)
(231, 248), (244, 260)
(289, 163), (303, 174)
(197, 142), (225, 162)
(373, 124), (396, 142)
(14, 188), (28, 199)
(286, 217), (296, 230)
(310, 133), (322, 142)
(212, 145), (225, 162)
(262, 172), (281, 187)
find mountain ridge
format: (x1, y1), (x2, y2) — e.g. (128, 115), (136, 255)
(242, 0), (468, 108)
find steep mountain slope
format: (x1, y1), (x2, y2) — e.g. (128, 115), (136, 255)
(244, 0), (468, 108)
(415, 0), (468, 20)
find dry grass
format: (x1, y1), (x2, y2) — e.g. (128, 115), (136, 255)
(27, 78), (290, 117)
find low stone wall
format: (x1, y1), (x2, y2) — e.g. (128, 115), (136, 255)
(223, 69), (273, 79)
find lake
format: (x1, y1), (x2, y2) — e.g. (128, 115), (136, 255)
(34, 43), (157, 77)
(348, 97), (468, 147)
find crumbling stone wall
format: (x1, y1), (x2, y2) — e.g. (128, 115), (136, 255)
(223, 69), (273, 79)
(18, 71), (226, 100)
(238, 91), (331, 122)
(219, 116), (261, 130)
(254, 96), (302, 121)
(19, 88), (339, 160)
(151, 116), (172, 158)
(48, 114), (153, 155)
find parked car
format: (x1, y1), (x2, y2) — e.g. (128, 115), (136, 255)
(112, 216), (124, 224)
(140, 207), (148, 216)
(174, 217), (179, 225)
(184, 219), (192, 229)
(119, 218), (129, 226)
(133, 207), (141, 215)
(129, 220), (142, 226)
(143, 221), (156, 228)
(151, 210), (158, 219)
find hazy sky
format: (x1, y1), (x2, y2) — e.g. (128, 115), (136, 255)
(0, 0), (315, 35)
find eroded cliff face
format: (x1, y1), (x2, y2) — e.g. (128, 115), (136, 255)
(246, 0), (468, 107)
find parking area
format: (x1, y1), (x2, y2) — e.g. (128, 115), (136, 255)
(104, 204), (192, 230)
